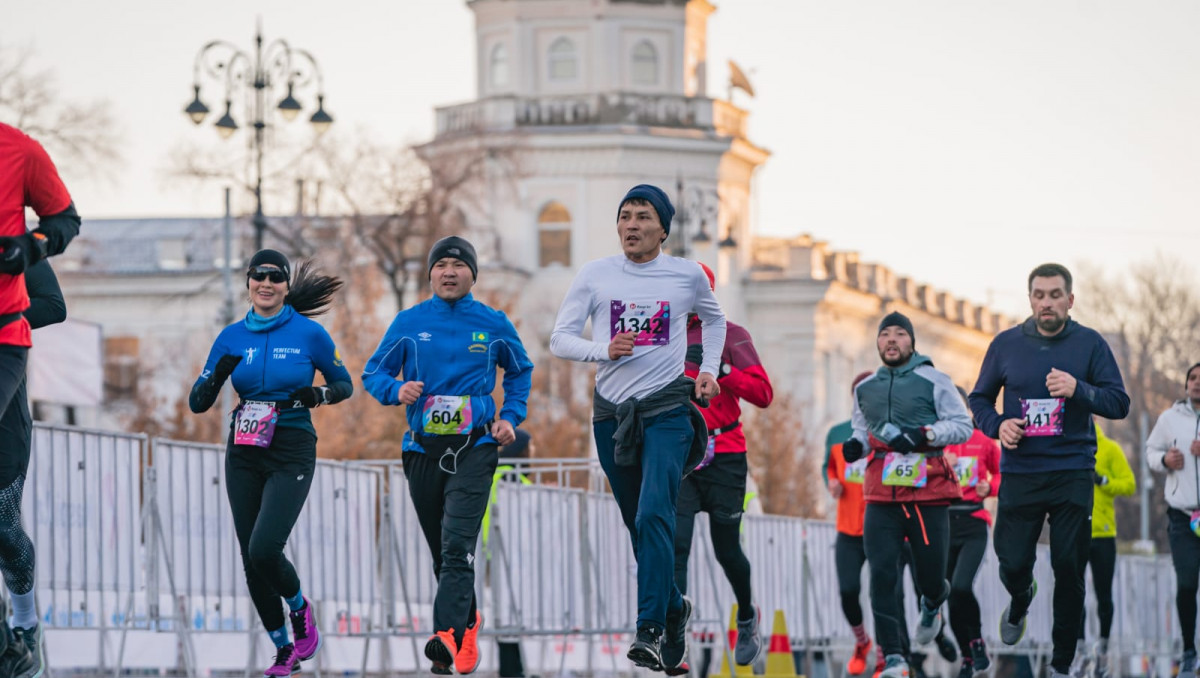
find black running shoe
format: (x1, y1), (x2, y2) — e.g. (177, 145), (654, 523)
(661, 597), (693, 671)
(628, 625), (664, 671)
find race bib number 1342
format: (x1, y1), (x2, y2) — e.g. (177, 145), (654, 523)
(610, 300), (670, 346)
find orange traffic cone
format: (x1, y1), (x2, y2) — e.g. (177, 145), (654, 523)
(761, 609), (801, 678)
(710, 605), (751, 678)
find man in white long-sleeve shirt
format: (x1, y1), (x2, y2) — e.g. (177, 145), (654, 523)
(551, 184), (726, 674)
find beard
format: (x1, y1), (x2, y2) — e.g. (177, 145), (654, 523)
(880, 347), (913, 367)
(1035, 313), (1067, 334)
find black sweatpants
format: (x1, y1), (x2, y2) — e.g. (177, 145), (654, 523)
(835, 533), (867, 627)
(947, 511), (989, 653)
(994, 470), (1093, 674)
(673, 453), (753, 615)
(864, 503), (950, 658)
(403, 440), (497, 646)
(1080, 536), (1116, 641)
(1167, 508), (1200, 652)
(226, 426), (317, 632)
(0, 346), (29, 489)
(0, 374), (35, 595)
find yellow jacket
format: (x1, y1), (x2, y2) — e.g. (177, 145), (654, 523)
(1093, 423), (1136, 538)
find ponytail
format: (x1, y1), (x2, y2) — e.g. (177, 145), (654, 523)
(285, 260), (344, 317)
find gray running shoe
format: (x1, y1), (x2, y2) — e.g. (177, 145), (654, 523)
(734, 605), (764, 666)
(879, 654), (910, 678)
(914, 597), (943, 646)
(999, 581), (1036, 645)
(1179, 649), (1197, 675)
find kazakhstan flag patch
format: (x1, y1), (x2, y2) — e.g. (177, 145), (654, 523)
(471, 331), (489, 342)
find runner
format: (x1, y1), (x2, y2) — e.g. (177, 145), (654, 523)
(844, 311), (972, 678)
(943, 387), (1001, 678)
(1145, 362), (1200, 676)
(0, 260), (67, 678)
(827, 371), (879, 676)
(362, 236), (533, 675)
(0, 123), (81, 678)
(190, 250), (352, 676)
(675, 262), (773, 667)
(1076, 423), (1134, 678)
(968, 263), (1129, 678)
(550, 184), (724, 673)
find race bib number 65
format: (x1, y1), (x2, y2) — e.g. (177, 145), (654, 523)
(882, 452), (927, 487)
(610, 300), (670, 346)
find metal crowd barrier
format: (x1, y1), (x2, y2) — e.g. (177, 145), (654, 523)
(23, 426), (1185, 677)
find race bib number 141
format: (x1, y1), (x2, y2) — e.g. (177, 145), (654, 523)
(610, 300), (670, 346)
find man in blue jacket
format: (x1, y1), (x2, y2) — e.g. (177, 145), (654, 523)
(968, 263), (1129, 678)
(363, 236), (533, 676)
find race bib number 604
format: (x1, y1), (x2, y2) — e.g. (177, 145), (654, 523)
(423, 395), (474, 436)
(610, 300), (670, 346)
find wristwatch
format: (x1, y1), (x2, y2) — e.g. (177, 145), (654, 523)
(923, 426), (936, 443)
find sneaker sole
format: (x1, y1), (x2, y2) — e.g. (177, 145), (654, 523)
(425, 637), (455, 674)
(628, 646), (664, 671)
(664, 662), (690, 676)
(914, 614), (942, 646)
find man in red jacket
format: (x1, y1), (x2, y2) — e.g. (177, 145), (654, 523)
(675, 262), (773, 669)
(0, 122), (81, 678)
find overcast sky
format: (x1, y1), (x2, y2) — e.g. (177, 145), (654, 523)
(9, 0), (1199, 316)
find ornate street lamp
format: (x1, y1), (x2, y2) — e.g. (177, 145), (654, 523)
(183, 20), (334, 250)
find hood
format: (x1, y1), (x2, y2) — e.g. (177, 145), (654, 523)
(875, 352), (933, 379)
(1020, 316), (1079, 342)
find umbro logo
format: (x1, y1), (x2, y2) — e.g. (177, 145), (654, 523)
(418, 332), (432, 342)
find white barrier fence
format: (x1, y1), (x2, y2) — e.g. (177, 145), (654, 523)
(20, 424), (1183, 676)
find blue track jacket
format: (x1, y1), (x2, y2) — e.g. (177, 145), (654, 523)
(192, 310), (353, 435)
(969, 317), (1129, 474)
(361, 293), (534, 453)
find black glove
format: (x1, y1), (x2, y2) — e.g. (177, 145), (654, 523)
(685, 343), (703, 366)
(0, 233), (47, 275)
(288, 386), (330, 408)
(888, 427), (926, 453)
(1093, 471), (1108, 486)
(843, 438), (865, 463)
(212, 354), (243, 382)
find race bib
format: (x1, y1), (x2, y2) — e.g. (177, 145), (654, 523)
(1022, 398), (1064, 437)
(695, 436), (717, 471)
(954, 456), (978, 487)
(610, 300), (670, 346)
(1191, 509), (1200, 538)
(422, 395), (474, 435)
(234, 401), (278, 448)
(882, 452), (927, 487)
(844, 458), (868, 485)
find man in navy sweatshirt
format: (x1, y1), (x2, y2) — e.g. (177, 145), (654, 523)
(968, 263), (1129, 678)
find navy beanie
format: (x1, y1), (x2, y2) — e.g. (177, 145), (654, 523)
(878, 311), (915, 343)
(427, 236), (478, 280)
(248, 249), (291, 280)
(618, 184), (675, 237)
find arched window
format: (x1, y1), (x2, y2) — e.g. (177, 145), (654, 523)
(632, 41), (658, 86)
(538, 202), (572, 268)
(548, 38), (578, 82)
(490, 43), (509, 88)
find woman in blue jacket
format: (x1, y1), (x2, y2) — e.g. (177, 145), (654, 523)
(190, 249), (352, 677)
(363, 236), (533, 676)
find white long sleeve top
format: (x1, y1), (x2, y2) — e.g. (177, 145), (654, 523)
(550, 253), (727, 404)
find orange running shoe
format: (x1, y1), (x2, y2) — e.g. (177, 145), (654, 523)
(425, 629), (457, 675)
(848, 640), (872, 675)
(456, 612), (484, 674)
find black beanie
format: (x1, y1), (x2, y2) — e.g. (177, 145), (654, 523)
(248, 249), (291, 280)
(878, 311), (915, 343)
(427, 236), (478, 280)
(618, 184), (675, 237)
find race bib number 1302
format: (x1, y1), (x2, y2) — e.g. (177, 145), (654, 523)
(610, 300), (670, 346)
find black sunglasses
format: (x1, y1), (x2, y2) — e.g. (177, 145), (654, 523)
(247, 267), (288, 284)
